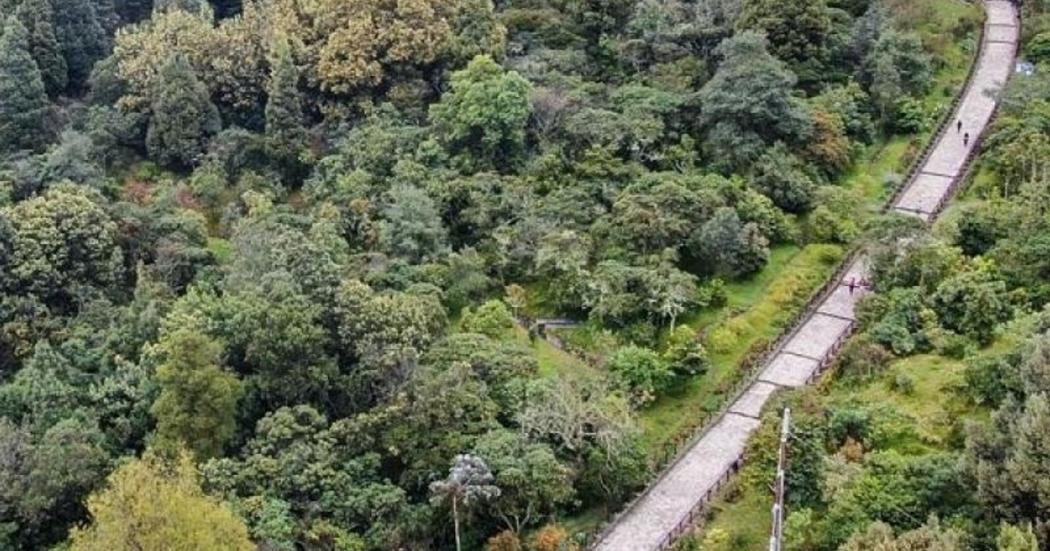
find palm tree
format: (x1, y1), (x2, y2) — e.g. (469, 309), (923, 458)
(429, 454), (500, 551)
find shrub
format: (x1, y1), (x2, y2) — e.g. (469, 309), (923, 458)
(891, 371), (916, 395)
(461, 300), (516, 339)
(663, 325), (709, 377)
(607, 345), (673, 405)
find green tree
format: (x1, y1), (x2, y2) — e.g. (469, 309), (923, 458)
(429, 54), (532, 170)
(0, 15), (51, 153)
(930, 265), (1013, 345)
(150, 330), (242, 460)
(264, 34), (307, 164)
(379, 184), (450, 263)
(737, 0), (832, 87)
(698, 207), (770, 277)
(146, 54), (221, 168)
(335, 280), (448, 399)
(51, 0), (108, 89)
(839, 518), (962, 551)
(15, 0), (67, 96)
(68, 450), (254, 551)
(966, 332), (1050, 544)
(750, 142), (817, 213)
(864, 28), (932, 123)
(0, 417), (110, 549)
(473, 429), (573, 533)
(3, 184), (121, 303)
(200, 405), (406, 548)
(698, 31), (812, 171)
(422, 333), (537, 416)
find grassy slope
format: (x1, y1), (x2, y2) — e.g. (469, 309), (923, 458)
(697, 316), (1028, 550)
(639, 244), (843, 453)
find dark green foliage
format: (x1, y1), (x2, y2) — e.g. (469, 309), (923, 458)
(738, 0), (833, 88)
(201, 405), (408, 548)
(965, 333), (1050, 544)
(51, 0), (109, 89)
(264, 36), (307, 168)
(698, 31), (812, 172)
(930, 268), (1013, 345)
(0, 417), (110, 548)
(749, 143), (817, 213)
(697, 207), (770, 277)
(146, 54), (221, 168)
(2, 183), (121, 306)
(16, 0), (67, 96)
(0, 16), (51, 153)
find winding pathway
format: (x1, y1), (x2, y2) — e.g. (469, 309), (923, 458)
(592, 3), (1019, 550)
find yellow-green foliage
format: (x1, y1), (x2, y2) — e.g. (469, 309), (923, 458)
(69, 450), (253, 551)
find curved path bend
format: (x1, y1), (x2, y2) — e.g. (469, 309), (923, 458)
(592, 3), (1019, 550)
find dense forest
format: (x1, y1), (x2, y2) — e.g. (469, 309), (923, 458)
(0, 0), (1021, 549)
(696, 2), (1050, 550)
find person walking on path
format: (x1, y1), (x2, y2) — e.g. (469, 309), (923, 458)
(964, 132), (970, 147)
(848, 277), (857, 295)
(957, 119), (962, 133)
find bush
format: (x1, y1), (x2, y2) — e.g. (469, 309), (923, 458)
(1027, 30), (1050, 63)
(891, 371), (916, 395)
(837, 337), (894, 379)
(461, 300), (515, 339)
(663, 325), (709, 377)
(697, 278), (728, 309)
(827, 407), (872, 448)
(607, 345), (673, 405)
(893, 97), (929, 134)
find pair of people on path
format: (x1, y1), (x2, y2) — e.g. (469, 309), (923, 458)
(957, 119), (970, 146)
(847, 277), (868, 295)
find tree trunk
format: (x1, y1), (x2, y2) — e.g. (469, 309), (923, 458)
(453, 496), (462, 551)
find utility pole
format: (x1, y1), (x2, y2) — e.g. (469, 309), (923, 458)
(769, 408), (791, 551)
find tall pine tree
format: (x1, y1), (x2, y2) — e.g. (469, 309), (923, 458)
(16, 0), (68, 96)
(0, 16), (51, 152)
(264, 35), (307, 165)
(51, 0), (109, 90)
(146, 53), (221, 168)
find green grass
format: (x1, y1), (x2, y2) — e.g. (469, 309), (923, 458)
(696, 352), (981, 548)
(638, 244), (844, 454)
(676, 245), (802, 333)
(842, 136), (913, 210)
(510, 326), (597, 378)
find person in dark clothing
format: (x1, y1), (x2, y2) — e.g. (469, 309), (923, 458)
(964, 132), (970, 146)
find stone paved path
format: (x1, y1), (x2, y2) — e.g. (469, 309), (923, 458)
(592, 4), (1018, 550)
